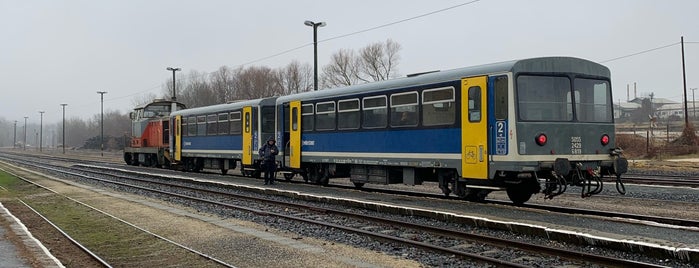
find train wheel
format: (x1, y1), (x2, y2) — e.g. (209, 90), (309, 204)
(506, 188), (533, 205)
(352, 182), (365, 188)
(283, 173), (295, 181)
(221, 168), (228, 175)
(301, 172), (309, 182)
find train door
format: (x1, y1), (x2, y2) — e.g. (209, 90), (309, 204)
(461, 76), (488, 179)
(174, 115), (182, 161)
(289, 101), (301, 168)
(242, 106), (253, 165)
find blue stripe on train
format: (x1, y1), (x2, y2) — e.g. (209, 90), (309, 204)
(182, 135), (242, 150)
(301, 128), (461, 153)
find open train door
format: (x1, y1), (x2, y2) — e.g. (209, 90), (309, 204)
(461, 76), (488, 179)
(289, 101), (302, 168)
(242, 106), (253, 166)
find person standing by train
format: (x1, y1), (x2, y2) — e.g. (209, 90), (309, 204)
(258, 136), (279, 185)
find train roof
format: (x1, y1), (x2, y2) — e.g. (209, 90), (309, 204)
(276, 56), (609, 103)
(134, 99), (186, 110)
(171, 97), (277, 116)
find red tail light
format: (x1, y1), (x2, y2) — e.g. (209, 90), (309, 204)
(601, 134), (610, 146)
(535, 133), (547, 146)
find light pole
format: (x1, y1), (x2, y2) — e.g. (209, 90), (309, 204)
(304, 20), (326, 91)
(691, 88), (697, 119)
(97, 91), (107, 156)
(13, 120), (17, 149)
(61, 103), (67, 154)
(166, 67), (181, 100)
(23, 116), (28, 150)
(38, 111), (44, 152)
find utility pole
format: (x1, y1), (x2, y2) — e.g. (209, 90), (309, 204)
(166, 67), (181, 100)
(13, 120), (17, 149)
(681, 36), (689, 126)
(23, 116), (28, 150)
(61, 104), (67, 154)
(97, 91), (107, 156)
(39, 111), (44, 152)
(692, 88), (698, 119)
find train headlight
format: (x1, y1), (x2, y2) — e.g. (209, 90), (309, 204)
(535, 133), (547, 146)
(601, 134), (610, 146)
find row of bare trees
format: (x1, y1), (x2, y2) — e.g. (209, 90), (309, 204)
(158, 39), (402, 108)
(0, 39), (402, 149)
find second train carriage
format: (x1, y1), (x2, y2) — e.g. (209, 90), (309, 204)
(169, 98), (277, 175)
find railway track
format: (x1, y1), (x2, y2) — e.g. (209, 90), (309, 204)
(2, 152), (697, 267)
(0, 166), (236, 268)
(4, 151), (698, 228)
(7, 157), (670, 267)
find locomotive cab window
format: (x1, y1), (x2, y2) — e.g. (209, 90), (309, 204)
(362, 96), (387, 128)
(468, 87), (482, 122)
(574, 78), (612, 123)
(422, 87), (455, 126)
(338, 99), (360, 130)
(517, 75), (572, 121)
(315, 102), (336, 131)
(391, 92), (418, 127)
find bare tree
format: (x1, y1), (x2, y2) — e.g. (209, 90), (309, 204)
(275, 61), (313, 95)
(178, 71), (216, 108)
(321, 49), (361, 88)
(321, 39), (402, 88)
(357, 39), (401, 82)
(232, 66), (278, 99)
(210, 66), (236, 102)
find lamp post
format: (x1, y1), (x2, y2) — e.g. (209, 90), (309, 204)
(23, 116), (28, 150)
(38, 111), (44, 152)
(304, 20), (326, 91)
(166, 67), (181, 100)
(13, 120), (17, 149)
(97, 91), (107, 156)
(60, 104), (67, 154)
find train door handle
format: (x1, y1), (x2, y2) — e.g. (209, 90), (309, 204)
(478, 145), (484, 162)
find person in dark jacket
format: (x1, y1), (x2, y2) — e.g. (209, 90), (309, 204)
(258, 136), (279, 185)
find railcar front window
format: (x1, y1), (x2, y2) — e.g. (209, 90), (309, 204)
(574, 78), (613, 122)
(517, 76), (572, 121)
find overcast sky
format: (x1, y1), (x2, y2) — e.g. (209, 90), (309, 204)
(1, 0), (698, 124)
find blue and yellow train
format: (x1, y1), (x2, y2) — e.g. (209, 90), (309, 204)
(124, 57), (628, 204)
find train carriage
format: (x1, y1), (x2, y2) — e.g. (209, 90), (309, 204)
(274, 57), (627, 204)
(169, 98), (277, 175)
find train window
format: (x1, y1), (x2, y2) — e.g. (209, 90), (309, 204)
(362, 96), (387, 128)
(207, 115), (217, 135)
(468, 87), (482, 122)
(218, 113), (229, 135)
(187, 117), (197, 136)
(574, 78), (613, 123)
(181, 119), (188, 137)
(261, 107), (275, 134)
(422, 87), (455, 126)
(230, 111), (241, 134)
(292, 107), (299, 131)
(494, 76), (508, 120)
(390, 92), (418, 127)
(315, 101), (336, 131)
(302, 104), (314, 131)
(197, 116), (206, 136)
(517, 76), (572, 121)
(338, 99), (360, 130)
